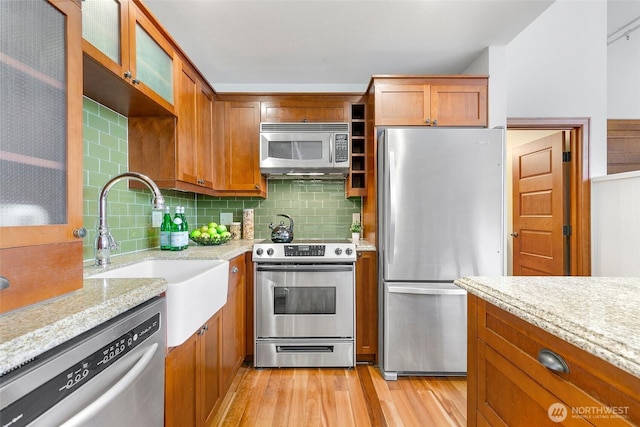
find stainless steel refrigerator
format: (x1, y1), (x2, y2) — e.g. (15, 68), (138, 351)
(378, 127), (504, 380)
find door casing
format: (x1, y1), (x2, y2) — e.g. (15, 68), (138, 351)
(507, 118), (591, 276)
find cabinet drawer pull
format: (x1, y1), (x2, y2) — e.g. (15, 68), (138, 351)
(538, 348), (570, 373)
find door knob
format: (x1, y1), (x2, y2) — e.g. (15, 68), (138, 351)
(510, 232), (519, 237)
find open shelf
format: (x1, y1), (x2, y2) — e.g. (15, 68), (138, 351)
(348, 103), (367, 197)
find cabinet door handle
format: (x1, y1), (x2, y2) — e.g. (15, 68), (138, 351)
(255, 184), (260, 190)
(538, 348), (570, 373)
(432, 119), (438, 126)
(231, 266), (239, 274)
(124, 71), (132, 79)
(425, 118), (431, 124)
(0, 276), (9, 291)
(132, 78), (141, 85)
(510, 232), (519, 237)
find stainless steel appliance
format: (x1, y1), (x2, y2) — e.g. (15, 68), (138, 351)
(378, 128), (504, 380)
(259, 122), (350, 177)
(0, 297), (166, 426)
(253, 240), (356, 368)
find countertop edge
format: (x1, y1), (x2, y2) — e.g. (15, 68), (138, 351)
(455, 276), (640, 378)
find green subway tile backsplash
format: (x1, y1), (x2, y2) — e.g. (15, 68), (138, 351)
(82, 97), (361, 261)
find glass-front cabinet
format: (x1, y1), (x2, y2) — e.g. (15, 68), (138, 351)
(82, 0), (175, 115)
(0, 0), (84, 314)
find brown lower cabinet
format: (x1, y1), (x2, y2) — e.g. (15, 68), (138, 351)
(165, 310), (220, 427)
(356, 251), (377, 362)
(165, 254), (247, 427)
(468, 295), (640, 427)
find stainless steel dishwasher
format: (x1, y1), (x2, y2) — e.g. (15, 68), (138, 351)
(0, 296), (165, 427)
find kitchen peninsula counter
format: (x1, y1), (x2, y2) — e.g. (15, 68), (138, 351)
(457, 276), (640, 426)
(455, 276), (640, 377)
(0, 240), (257, 375)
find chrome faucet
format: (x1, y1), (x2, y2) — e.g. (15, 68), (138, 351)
(95, 172), (165, 266)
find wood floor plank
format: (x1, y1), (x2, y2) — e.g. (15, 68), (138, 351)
(211, 365), (467, 427)
(348, 367), (375, 427)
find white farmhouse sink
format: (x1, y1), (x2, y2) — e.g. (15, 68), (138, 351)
(91, 259), (229, 347)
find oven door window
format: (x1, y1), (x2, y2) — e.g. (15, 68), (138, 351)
(274, 287), (336, 315)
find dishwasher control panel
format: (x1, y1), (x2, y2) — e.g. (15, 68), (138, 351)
(0, 312), (161, 427)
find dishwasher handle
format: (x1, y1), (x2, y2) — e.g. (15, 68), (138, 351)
(386, 284), (467, 296)
(60, 343), (159, 427)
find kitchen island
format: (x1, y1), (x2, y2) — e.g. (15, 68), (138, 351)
(455, 276), (640, 426)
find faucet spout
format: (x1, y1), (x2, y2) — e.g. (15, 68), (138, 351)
(95, 172), (165, 266)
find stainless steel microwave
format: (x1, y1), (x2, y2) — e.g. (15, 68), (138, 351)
(259, 122), (350, 177)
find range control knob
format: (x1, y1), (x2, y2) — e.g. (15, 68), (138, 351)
(267, 248), (274, 256)
(256, 248), (264, 256)
(335, 248), (342, 255)
(345, 248), (353, 256)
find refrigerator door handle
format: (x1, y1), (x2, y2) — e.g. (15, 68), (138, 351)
(388, 150), (396, 265)
(387, 284), (467, 296)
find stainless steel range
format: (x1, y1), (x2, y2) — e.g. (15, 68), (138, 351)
(252, 240), (356, 368)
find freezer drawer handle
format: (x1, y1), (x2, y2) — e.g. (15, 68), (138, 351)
(60, 343), (159, 426)
(387, 285), (467, 295)
(276, 345), (334, 353)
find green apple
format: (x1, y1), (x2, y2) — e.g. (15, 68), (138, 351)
(200, 232), (210, 239)
(190, 229), (201, 239)
(200, 225), (209, 233)
(221, 231), (231, 239)
(208, 222), (218, 230)
(215, 224), (227, 234)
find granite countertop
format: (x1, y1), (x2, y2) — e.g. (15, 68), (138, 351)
(454, 276), (640, 378)
(354, 239), (376, 251)
(0, 240), (257, 376)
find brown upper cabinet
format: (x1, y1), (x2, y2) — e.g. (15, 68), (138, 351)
(261, 99), (350, 123)
(128, 56), (218, 195)
(371, 76), (488, 127)
(220, 101), (267, 197)
(0, 0), (84, 314)
(176, 60), (215, 189)
(82, 0), (176, 116)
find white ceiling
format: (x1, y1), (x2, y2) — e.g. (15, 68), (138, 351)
(143, 0), (556, 93)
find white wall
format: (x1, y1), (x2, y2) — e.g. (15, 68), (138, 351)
(591, 171), (640, 275)
(608, 23), (640, 118)
(465, 46), (508, 129)
(505, 0), (608, 178)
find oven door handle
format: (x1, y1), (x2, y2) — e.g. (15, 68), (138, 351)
(256, 264), (353, 272)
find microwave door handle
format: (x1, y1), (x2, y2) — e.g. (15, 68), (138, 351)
(329, 134), (333, 164)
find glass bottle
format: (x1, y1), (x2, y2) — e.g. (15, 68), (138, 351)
(180, 206), (189, 249)
(170, 207), (183, 251)
(160, 206), (172, 250)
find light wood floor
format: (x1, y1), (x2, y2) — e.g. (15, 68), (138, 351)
(210, 364), (467, 427)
